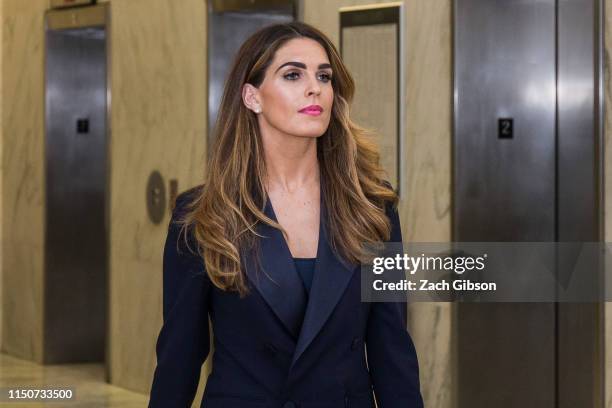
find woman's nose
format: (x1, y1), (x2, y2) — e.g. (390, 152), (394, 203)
(305, 74), (321, 96)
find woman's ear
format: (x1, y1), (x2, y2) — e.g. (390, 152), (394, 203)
(242, 83), (262, 114)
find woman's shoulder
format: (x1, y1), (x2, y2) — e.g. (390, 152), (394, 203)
(167, 185), (205, 263)
(379, 179), (398, 209)
(169, 184), (205, 248)
(377, 180), (402, 242)
(173, 184), (205, 217)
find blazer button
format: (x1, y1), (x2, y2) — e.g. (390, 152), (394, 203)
(283, 401), (297, 408)
(351, 337), (360, 350)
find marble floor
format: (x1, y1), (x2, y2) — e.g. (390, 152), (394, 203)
(0, 353), (148, 407)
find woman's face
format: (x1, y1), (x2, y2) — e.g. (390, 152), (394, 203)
(243, 37), (334, 139)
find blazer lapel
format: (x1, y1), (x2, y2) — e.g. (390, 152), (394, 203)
(289, 193), (357, 371)
(241, 180), (358, 369)
(242, 198), (308, 341)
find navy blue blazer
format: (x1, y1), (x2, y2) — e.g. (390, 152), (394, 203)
(149, 183), (424, 408)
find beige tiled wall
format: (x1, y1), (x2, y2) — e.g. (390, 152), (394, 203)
(301, 1), (453, 407)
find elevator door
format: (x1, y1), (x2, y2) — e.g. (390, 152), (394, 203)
(207, 0), (296, 149)
(44, 5), (108, 363)
(453, 0), (602, 407)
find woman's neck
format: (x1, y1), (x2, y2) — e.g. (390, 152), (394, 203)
(262, 134), (320, 194)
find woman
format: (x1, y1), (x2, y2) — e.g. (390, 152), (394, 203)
(149, 22), (423, 408)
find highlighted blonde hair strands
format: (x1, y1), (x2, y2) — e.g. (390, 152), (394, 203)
(176, 22), (398, 297)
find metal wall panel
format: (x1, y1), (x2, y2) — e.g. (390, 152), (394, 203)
(557, 0), (604, 406)
(454, 1), (557, 407)
(454, 0), (604, 406)
(44, 13), (108, 363)
(454, 0), (557, 243)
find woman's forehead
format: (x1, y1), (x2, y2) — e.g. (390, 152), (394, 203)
(272, 38), (330, 66)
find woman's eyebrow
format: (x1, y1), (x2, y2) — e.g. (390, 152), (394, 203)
(275, 61), (332, 73)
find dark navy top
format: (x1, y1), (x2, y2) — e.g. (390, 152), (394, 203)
(293, 257), (316, 295)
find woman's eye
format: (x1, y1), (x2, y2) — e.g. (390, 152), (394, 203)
(283, 71), (333, 83)
(284, 72), (300, 80)
(318, 72), (332, 82)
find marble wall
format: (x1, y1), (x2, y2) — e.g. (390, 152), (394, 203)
(2, 0), (48, 363)
(104, 0), (208, 394)
(1, 0), (208, 396)
(301, 1), (453, 407)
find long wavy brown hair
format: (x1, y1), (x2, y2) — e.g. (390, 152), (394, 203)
(177, 21), (398, 297)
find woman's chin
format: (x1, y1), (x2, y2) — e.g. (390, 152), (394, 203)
(292, 126), (328, 139)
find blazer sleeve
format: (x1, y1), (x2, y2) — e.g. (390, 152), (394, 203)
(149, 191), (212, 408)
(365, 197), (424, 408)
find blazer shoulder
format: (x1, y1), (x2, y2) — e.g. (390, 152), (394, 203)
(379, 180), (402, 242)
(167, 184), (205, 258)
(173, 184), (205, 218)
(180, 183), (205, 199)
(380, 180), (399, 211)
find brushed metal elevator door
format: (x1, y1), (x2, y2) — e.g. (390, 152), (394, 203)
(453, 0), (603, 407)
(45, 21), (108, 363)
(207, 0), (295, 148)
(454, 1), (556, 406)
